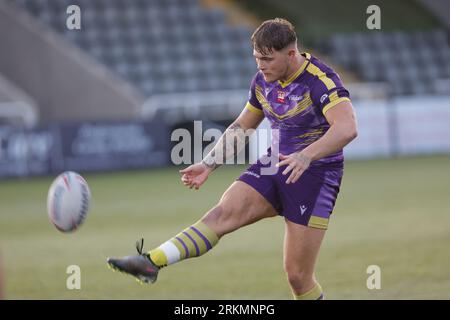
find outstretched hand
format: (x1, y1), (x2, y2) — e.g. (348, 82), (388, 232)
(179, 162), (212, 190)
(276, 152), (311, 184)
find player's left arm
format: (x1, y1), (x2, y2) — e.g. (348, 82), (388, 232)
(277, 100), (358, 184)
(303, 100), (358, 162)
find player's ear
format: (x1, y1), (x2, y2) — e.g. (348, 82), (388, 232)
(287, 48), (296, 60)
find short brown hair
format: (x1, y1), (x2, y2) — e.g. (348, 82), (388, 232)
(251, 18), (297, 55)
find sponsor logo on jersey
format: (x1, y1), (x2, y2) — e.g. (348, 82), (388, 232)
(289, 95), (303, 101)
(320, 93), (329, 104)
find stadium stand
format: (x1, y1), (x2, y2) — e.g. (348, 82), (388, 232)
(237, 0), (448, 97)
(0, 1), (145, 124)
(3, 0), (448, 122)
(0, 73), (38, 127)
(418, 0), (450, 30)
(327, 29), (450, 95)
(8, 0), (257, 96)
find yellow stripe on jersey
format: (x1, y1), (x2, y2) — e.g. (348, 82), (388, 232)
(308, 216), (329, 230)
(329, 91), (339, 101)
(295, 128), (324, 139)
(295, 137), (321, 147)
(306, 63), (336, 90)
(278, 55), (310, 88)
(294, 129), (325, 146)
(245, 102), (264, 115)
(255, 85), (313, 120)
(322, 97), (350, 115)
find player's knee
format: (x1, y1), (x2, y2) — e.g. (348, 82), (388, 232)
(202, 205), (218, 224)
(284, 264), (313, 290)
(203, 203), (230, 222)
(201, 203), (236, 235)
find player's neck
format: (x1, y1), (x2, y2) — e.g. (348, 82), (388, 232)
(280, 54), (306, 83)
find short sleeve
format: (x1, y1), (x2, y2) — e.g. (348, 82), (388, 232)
(245, 73), (264, 115)
(308, 65), (351, 115)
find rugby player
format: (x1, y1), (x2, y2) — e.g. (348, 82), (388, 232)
(108, 18), (358, 300)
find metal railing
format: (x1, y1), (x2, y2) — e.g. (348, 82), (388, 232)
(140, 89), (249, 124)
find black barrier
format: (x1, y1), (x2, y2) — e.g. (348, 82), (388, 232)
(0, 126), (54, 178)
(0, 120), (171, 178)
(56, 121), (170, 173)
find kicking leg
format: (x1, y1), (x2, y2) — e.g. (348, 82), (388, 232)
(107, 181), (277, 283)
(201, 180), (278, 237)
(148, 181), (277, 266)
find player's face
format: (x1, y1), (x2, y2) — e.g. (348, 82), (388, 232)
(253, 48), (290, 83)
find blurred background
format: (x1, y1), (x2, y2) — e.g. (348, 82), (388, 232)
(0, 0), (449, 299)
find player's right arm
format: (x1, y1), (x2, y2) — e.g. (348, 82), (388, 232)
(202, 106), (265, 170)
(180, 105), (264, 190)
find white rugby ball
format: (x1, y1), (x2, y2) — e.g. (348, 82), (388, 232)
(47, 171), (91, 232)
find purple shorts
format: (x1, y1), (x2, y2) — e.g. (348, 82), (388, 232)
(237, 157), (343, 230)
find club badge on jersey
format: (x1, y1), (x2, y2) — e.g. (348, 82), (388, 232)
(277, 90), (286, 103)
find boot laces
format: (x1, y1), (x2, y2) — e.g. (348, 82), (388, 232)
(135, 238), (144, 255)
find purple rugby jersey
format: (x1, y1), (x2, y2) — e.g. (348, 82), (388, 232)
(246, 52), (351, 168)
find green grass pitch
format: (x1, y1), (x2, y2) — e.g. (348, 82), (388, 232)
(1, 155), (449, 299)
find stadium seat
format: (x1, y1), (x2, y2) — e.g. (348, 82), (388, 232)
(9, 0), (256, 95)
(429, 29), (448, 48)
(435, 46), (450, 66)
(327, 29), (450, 96)
(391, 32), (411, 50)
(409, 80), (429, 95)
